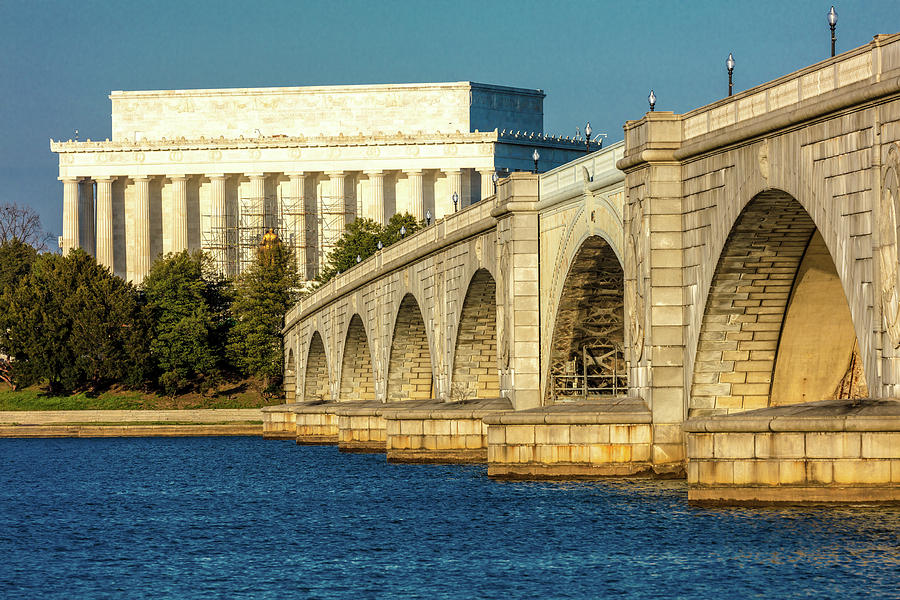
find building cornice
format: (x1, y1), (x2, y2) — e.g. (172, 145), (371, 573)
(51, 129), (600, 154)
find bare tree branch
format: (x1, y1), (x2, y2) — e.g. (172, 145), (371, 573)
(0, 203), (52, 251)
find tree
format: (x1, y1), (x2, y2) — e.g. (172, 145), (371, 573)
(0, 203), (52, 251)
(2, 249), (151, 393)
(315, 213), (422, 285)
(0, 239), (38, 388)
(316, 218), (382, 284)
(381, 212), (421, 246)
(142, 251), (231, 395)
(228, 237), (301, 395)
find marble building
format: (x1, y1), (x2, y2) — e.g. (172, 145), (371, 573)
(51, 81), (597, 283)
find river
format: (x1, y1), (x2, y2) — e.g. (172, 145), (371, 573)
(1, 437), (897, 598)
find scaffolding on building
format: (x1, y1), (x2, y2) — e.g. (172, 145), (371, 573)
(200, 186), (350, 280)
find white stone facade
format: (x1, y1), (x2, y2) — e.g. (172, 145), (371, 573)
(53, 81), (596, 283)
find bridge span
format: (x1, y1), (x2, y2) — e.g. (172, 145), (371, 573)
(272, 33), (900, 503)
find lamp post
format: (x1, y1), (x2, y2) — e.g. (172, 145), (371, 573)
(726, 53), (735, 97)
(452, 191), (459, 212)
(425, 209), (432, 226)
(585, 122), (592, 151)
(400, 225), (406, 238)
(532, 148), (540, 174)
(492, 172), (499, 194)
(356, 254), (361, 264)
(377, 240), (383, 250)
(828, 6), (838, 57)
(648, 90), (656, 112)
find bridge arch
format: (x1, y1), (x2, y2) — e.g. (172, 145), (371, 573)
(545, 234), (626, 403)
(303, 330), (330, 402)
(338, 314), (376, 401)
(450, 268), (499, 400)
(689, 189), (869, 416)
(387, 293), (434, 401)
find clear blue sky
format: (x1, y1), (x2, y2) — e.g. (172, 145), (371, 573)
(2, 0), (899, 239)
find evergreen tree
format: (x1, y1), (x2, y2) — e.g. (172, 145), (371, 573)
(3, 249), (151, 393)
(142, 251), (231, 395)
(228, 238), (300, 395)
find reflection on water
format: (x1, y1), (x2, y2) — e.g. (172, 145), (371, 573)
(0, 438), (897, 599)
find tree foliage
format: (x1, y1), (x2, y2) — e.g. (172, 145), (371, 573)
(0, 203), (52, 251)
(1, 249), (151, 394)
(228, 240), (301, 395)
(142, 251), (231, 395)
(316, 213), (422, 285)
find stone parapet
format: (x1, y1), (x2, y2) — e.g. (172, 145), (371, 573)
(484, 398), (657, 479)
(383, 397), (512, 463)
(261, 403), (300, 439)
(684, 399), (900, 504)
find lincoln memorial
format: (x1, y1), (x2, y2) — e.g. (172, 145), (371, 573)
(52, 82), (596, 283)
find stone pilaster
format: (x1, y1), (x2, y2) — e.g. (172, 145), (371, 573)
(169, 175), (188, 252)
(287, 172), (308, 279)
(478, 169), (495, 201)
(79, 179), (95, 256)
(95, 177), (115, 270)
(405, 169), (424, 221)
(618, 111), (686, 468)
(60, 176), (80, 254)
(364, 170), (385, 223)
(492, 173), (542, 410)
(132, 176), (151, 283)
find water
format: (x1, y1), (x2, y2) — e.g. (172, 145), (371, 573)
(0, 438), (897, 599)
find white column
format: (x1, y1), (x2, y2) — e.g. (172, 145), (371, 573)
(207, 174), (227, 275)
(79, 179), (95, 256)
(287, 172), (307, 279)
(95, 177), (115, 269)
(326, 171), (346, 244)
(60, 176), (80, 254)
(247, 172), (266, 236)
(445, 169), (462, 212)
(405, 169), (424, 221)
(170, 175), (188, 252)
(133, 176), (151, 283)
(364, 170), (385, 223)
(478, 168), (496, 201)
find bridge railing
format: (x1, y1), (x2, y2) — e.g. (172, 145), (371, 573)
(540, 141), (625, 202)
(680, 33), (900, 142)
(286, 195), (498, 326)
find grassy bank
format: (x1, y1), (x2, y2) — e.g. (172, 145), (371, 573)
(0, 382), (281, 411)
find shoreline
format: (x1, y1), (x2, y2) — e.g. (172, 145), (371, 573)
(0, 409), (265, 438)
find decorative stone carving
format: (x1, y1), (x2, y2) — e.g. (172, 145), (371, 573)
(758, 139), (769, 182)
(626, 198), (645, 363)
(880, 143), (900, 348)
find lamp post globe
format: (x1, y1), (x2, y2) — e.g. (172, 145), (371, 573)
(377, 240), (383, 250)
(452, 191), (459, 212)
(425, 209), (432, 225)
(400, 225), (406, 237)
(356, 254), (361, 264)
(491, 172), (499, 194)
(648, 89), (656, 112)
(828, 6), (838, 57)
(585, 121), (592, 150)
(726, 52), (735, 96)
(532, 148), (540, 173)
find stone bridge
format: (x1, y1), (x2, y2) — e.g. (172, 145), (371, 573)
(277, 33), (900, 502)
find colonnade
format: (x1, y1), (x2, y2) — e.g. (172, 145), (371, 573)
(59, 167), (498, 284)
